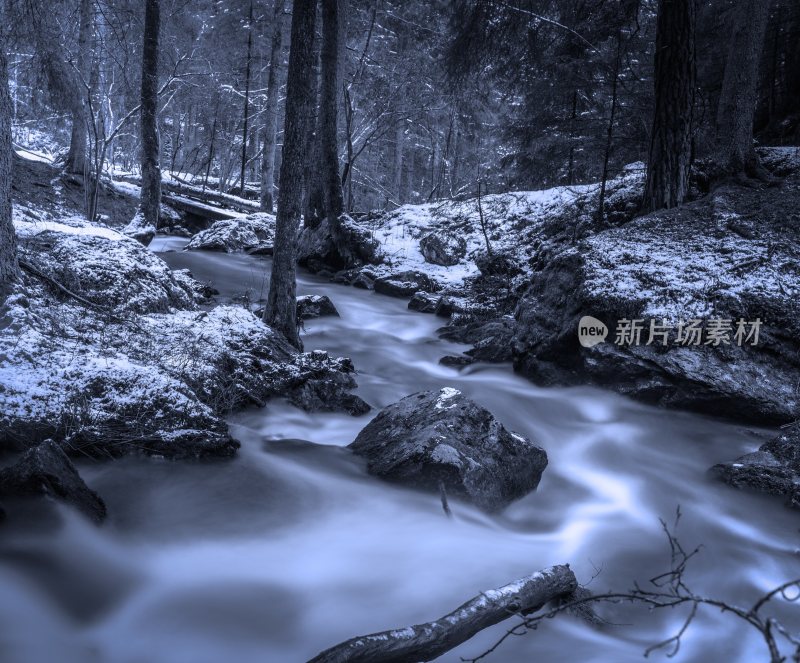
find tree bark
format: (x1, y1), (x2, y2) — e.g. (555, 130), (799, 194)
(394, 118), (404, 205)
(319, 0), (345, 222)
(597, 31), (622, 222)
(0, 0), (19, 300)
(265, 0), (318, 349)
(308, 565), (578, 663)
(139, 0), (162, 233)
(260, 0), (286, 213)
(65, 0), (93, 175)
(239, 0), (255, 194)
(642, 0), (695, 212)
(715, 0), (771, 177)
(304, 27), (324, 228)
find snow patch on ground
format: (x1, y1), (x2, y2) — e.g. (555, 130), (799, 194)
(340, 168), (644, 300)
(583, 190), (799, 321)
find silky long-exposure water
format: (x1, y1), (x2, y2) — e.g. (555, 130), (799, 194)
(1, 237), (797, 663)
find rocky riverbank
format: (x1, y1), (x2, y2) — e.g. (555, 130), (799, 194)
(0, 160), (368, 522)
(272, 149), (800, 429)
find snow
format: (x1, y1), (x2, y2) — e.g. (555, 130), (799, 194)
(583, 189), (799, 321)
(335, 168), (645, 303)
(185, 214), (275, 252)
(15, 211), (198, 314)
(14, 215), (125, 241)
(14, 145), (55, 164)
(434, 387), (461, 409)
(362, 185), (593, 288)
(3, 206), (356, 456)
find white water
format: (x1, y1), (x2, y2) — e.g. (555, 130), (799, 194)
(1, 238), (797, 663)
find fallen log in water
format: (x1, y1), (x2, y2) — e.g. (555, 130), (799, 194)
(308, 564), (577, 663)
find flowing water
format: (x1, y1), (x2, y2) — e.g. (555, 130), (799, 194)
(1, 237), (798, 663)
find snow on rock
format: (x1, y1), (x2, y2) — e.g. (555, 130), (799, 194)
(513, 164), (800, 424)
(185, 213), (275, 253)
(296, 294), (339, 319)
(15, 213), (199, 314)
(297, 214), (383, 270)
(312, 169), (643, 302)
(2, 214), (369, 459)
(709, 422), (800, 508)
(373, 270), (439, 298)
(419, 229), (467, 266)
(349, 389), (547, 511)
(122, 210), (156, 246)
(756, 146), (800, 177)
(407, 291), (441, 313)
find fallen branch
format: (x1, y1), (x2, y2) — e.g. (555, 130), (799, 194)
(18, 258), (137, 327)
(467, 509), (800, 663)
(308, 564), (577, 663)
(19, 258), (107, 311)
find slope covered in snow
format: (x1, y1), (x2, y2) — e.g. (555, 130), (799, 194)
(3, 204), (368, 459)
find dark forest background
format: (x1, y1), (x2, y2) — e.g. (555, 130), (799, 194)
(5, 0), (799, 213)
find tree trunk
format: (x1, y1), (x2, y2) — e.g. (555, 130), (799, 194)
(715, 0), (771, 177)
(260, 0), (286, 213)
(304, 26), (324, 228)
(320, 0), (345, 220)
(65, 0), (93, 175)
(265, 0), (318, 349)
(0, 0), (19, 300)
(139, 0), (162, 234)
(239, 0), (254, 194)
(309, 565), (577, 663)
(394, 118), (404, 205)
(203, 105), (218, 192)
(567, 89), (578, 185)
(642, 0), (695, 212)
(597, 31), (622, 222)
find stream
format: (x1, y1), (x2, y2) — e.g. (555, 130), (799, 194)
(1, 237), (798, 663)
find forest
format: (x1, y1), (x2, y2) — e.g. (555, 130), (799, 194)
(0, 0), (799, 661)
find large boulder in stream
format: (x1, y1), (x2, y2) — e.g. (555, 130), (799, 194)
(348, 388), (547, 511)
(185, 213), (275, 253)
(0, 441), (106, 522)
(709, 423), (800, 509)
(297, 295), (339, 320)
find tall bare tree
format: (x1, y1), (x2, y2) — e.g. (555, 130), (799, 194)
(319, 0), (345, 221)
(239, 0), (255, 193)
(0, 0), (19, 300)
(260, 0), (286, 213)
(715, 0), (771, 178)
(643, 0), (695, 212)
(265, 0), (318, 348)
(64, 0), (93, 175)
(139, 0), (161, 234)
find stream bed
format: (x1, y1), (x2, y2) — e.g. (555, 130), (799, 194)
(1, 237), (797, 663)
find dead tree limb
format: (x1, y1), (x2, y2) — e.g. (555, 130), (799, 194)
(308, 564), (577, 663)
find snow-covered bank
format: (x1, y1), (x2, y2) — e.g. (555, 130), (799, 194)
(514, 153), (800, 425)
(1, 211), (368, 466)
(266, 149), (800, 427)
